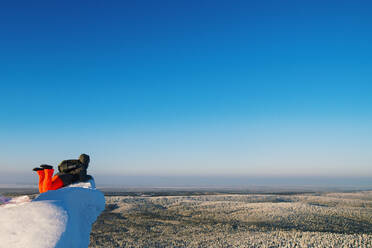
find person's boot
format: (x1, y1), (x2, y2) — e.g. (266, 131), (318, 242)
(40, 164), (53, 170)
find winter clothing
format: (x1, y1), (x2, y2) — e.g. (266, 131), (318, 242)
(79, 154), (90, 168)
(35, 167), (64, 193)
(34, 154), (92, 193)
(40, 164), (53, 170)
(58, 153), (91, 182)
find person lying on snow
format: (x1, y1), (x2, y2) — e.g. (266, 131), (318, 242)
(33, 154), (93, 193)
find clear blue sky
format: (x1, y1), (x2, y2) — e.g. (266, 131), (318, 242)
(1, 1), (372, 185)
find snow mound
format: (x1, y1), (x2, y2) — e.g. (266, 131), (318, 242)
(0, 179), (105, 248)
(0, 195), (31, 207)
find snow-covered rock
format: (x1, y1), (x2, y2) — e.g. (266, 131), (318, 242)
(0, 179), (105, 248)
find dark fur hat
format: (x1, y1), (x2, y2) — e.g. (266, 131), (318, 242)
(79, 154), (90, 168)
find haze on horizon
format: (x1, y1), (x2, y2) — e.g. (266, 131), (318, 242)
(1, 1), (372, 186)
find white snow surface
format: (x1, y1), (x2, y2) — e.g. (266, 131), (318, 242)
(0, 179), (105, 248)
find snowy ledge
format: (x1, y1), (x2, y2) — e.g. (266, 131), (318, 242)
(0, 179), (105, 248)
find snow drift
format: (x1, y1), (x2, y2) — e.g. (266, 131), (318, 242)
(0, 179), (105, 248)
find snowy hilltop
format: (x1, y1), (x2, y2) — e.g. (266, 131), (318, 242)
(0, 179), (105, 248)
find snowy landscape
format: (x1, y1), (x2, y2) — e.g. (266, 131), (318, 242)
(2, 187), (372, 248)
(3, 1), (372, 248)
(90, 190), (372, 248)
